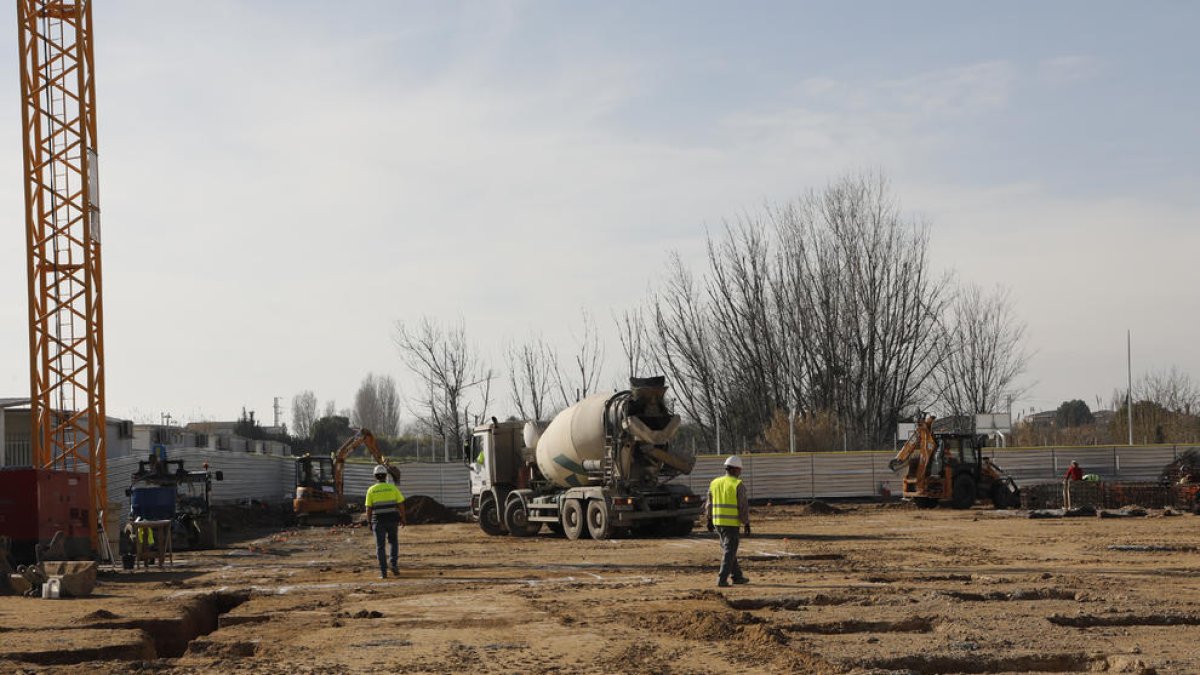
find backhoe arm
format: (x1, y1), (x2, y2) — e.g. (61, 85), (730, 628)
(888, 416), (936, 472)
(331, 428), (399, 509)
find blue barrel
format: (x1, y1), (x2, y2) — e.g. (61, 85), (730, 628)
(130, 486), (176, 520)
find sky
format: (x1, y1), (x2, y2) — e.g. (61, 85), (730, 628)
(0, 1), (1196, 427)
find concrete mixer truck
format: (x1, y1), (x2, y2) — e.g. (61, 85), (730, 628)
(468, 376), (702, 540)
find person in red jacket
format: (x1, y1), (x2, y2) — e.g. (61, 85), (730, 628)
(1062, 460), (1083, 509)
(1064, 461), (1083, 481)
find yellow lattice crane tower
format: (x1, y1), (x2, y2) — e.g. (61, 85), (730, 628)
(16, 0), (107, 552)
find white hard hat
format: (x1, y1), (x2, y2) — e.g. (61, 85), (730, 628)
(723, 455), (743, 469)
(373, 464), (389, 476)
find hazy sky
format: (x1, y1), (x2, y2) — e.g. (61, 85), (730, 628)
(0, 1), (1196, 427)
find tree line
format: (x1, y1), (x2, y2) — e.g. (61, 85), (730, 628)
(283, 172), (1196, 457)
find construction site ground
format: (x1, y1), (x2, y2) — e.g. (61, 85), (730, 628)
(1, 502), (1197, 675)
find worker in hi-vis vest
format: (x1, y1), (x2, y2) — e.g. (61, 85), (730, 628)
(705, 455), (751, 587)
(365, 464), (406, 579)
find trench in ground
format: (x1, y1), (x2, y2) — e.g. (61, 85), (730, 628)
(937, 588), (1078, 602)
(1049, 613), (1200, 627)
(93, 590), (252, 660)
(858, 651), (1098, 674)
(780, 615), (934, 634)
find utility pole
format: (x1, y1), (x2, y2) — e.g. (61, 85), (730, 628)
(788, 404), (795, 454)
(273, 397), (282, 428)
(1127, 330), (1133, 446)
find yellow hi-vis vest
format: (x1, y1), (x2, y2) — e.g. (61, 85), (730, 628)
(138, 524), (154, 546)
(365, 482), (405, 522)
(709, 474), (742, 527)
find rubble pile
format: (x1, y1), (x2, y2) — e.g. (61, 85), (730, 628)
(403, 495), (463, 525)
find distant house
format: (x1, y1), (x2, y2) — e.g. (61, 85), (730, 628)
(932, 415), (975, 433)
(177, 421), (291, 456)
(0, 396), (135, 467)
(1092, 410), (1116, 426)
(1025, 410), (1058, 427)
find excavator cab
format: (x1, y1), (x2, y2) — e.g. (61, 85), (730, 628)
(293, 455), (340, 525)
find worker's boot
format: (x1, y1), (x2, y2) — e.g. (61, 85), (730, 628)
(390, 564), (400, 576)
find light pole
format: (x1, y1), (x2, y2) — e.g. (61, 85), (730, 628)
(1126, 330), (1133, 446)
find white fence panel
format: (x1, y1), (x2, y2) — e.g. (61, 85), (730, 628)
(343, 462), (471, 508)
(105, 445), (1193, 512)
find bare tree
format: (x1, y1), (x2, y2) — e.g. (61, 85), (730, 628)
(649, 171), (951, 450)
(291, 390), (318, 439)
(353, 373), (402, 436)
(615, 308), (652, 382)
(506, 335), (558, 422)
(649, 252), (728, 452)
(353, 374), (382, 431)
(772, 172), (950, 447)
(1137, 367), (1200, 415)
(376, 374), (402, 437)
(322, 400), (337, 418)
(554, 309), (605, 407)
(394, 317), (491, 455)
(931, 283), (1031, 419)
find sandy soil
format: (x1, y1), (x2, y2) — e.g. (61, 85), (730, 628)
(2, 503), (1197, 674)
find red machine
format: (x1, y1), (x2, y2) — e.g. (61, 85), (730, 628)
(0, 469), (92, 565)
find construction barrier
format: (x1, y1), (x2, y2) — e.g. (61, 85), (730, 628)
(103, 444), (1200, 512)
(1022, 480), (1199, 510)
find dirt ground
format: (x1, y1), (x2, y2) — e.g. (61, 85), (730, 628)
(2, 502), (1198, 674)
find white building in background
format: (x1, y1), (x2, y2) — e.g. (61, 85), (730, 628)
(129, 420), (291, 457)
(0, 396), (135, 468)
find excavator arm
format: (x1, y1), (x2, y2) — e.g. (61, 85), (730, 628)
(888, 416), (936, 472)
(331, 429), (402, 509)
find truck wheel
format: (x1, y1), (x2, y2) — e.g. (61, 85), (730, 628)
(504, 498), (541, 537)
(586, 500), (613, 540)
(478, 496), (506, 536)
(951, 474), (977, 509)
(562, 499), (588, 540)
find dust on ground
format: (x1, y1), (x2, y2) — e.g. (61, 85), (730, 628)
(2, 501), (1194, 674)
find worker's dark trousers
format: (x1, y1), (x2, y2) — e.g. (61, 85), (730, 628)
(373, 520), (399, 575)
(717, 525), (742, 582)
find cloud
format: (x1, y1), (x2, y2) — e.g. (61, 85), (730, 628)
(1038, 54), (1100, 85)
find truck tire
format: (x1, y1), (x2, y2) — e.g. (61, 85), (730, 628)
(562, 499), (588, 540)
(586, 500), (613, 540)
(951, 474), (977, 509)
(478, 495), (506, 536)
(504, 498), (542, 537)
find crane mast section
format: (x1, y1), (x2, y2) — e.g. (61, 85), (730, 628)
(17, 0), (106, 549)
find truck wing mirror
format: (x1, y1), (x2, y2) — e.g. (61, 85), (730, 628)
(214, 471), (224, 481)
(124, 489), (131, 496)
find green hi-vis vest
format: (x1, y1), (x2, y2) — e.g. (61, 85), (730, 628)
(709, 474), (742, 527)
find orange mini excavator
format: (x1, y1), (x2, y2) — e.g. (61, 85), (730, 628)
(293, 429), (402, 525)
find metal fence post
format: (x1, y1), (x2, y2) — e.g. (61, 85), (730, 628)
(809, 453), (815, 500)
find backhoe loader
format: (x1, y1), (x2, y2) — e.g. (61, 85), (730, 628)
(294, 429), (401, 525)
(888, 415), (1020, 509)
